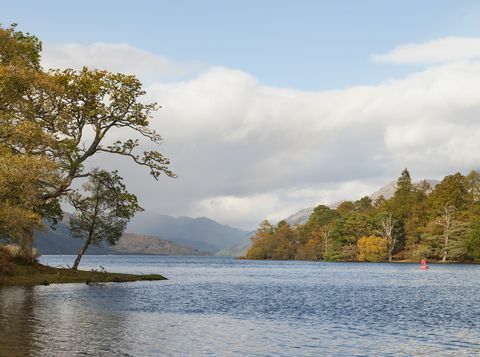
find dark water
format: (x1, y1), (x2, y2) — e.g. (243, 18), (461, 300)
(1, 256), (480, 356)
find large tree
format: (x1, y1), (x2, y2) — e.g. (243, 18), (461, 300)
(0, 24), (175, 260)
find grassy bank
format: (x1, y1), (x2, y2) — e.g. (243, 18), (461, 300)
(0, 262), (166, 286)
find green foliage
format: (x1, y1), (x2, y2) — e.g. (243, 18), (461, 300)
(466, 224), (480, 260)
(0, 24), (42, 68)
(247, 169), (480, 263)
(68, 170), (143, 269)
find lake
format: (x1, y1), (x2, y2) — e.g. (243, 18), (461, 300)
(1, 256), (480, 356)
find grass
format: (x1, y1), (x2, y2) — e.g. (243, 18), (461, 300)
(0, 262), (166, 286)
(0, 246), (166, 286)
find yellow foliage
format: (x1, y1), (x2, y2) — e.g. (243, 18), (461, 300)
(358, 236), (388, 262)
(0, 145), (58, 241)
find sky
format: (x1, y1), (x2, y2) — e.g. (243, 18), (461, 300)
(2, 1), (480, 229)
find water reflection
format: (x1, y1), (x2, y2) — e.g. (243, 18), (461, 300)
(0, 287), (40, 356)
(0, 285), (135, 356)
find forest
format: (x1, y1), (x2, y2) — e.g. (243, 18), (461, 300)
(246, 169), (480, 262)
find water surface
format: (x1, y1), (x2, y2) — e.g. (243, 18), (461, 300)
(1, 256), (479, 356)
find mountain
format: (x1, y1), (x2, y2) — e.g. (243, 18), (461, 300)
(35, 212), (249, 255)
(35, 221), (111, 255)
(369, 179), (439, 200)
(215, 231), (255, 257)
(35, 224), (207, 256)
(286, 208), (314, 226)
(126, 213), (250, 253)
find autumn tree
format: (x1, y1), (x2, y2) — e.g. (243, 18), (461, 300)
(246, 220), (275, 259)
(358, 236), (388, 262)
(301, 205), (339, 260)
(0, 25), (62, 256)
(0, 24), (175, 260)
(246, 168), (480, 263)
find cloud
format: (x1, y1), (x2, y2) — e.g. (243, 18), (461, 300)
(50, 40), (480, 229)
(372, 37), (480, 64)
(135, 62), (480, 228)
(41, 43), (201, 80)
(194, 180), (383, 228)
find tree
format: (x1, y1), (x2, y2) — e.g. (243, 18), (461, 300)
(0, 24), (175, 260)
(466, 170), (480, 203)
(358, 236), (388, 262)
(428, 173), (468, 214)
(0, 145), (60, 253)
(427, 204), (469, 263)
(272, 221), (296, 259)
(68, 170), (142, 269)
(246, 220), (275, 259)
(353, 196), (374, 214)
(375, 213), (397, 262)
(0, 25), (61, 255)
(332, 212), (373, 260)
(389, 169), (414, 220)
(319, 222), (335, 260)
(466, 224), (480, 260)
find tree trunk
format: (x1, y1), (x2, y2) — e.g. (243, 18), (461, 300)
(442, 234), (449, 263)
(20, 228), (35, 263)
(72, 239), (91, 270)
(388, 248), (392, 262)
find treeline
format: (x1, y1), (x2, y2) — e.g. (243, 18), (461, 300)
(246, 169), (480, 262)
(0, 24), (173, 269)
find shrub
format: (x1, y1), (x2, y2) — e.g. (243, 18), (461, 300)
(0, 245), (14, 275)
(358, 236), (388, 262)
(1, 244), (39, 264)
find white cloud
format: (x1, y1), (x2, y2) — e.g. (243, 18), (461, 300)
(372, 37), (480, 64)
(42, 43), (201, 80)
(52, 40), (480, 229)
(193, 180), (382, 228)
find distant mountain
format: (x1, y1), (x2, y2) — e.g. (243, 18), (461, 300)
(215, 231), (255, 257)
(286, 208), (314, 226)
(126, 213), (250, 253)
(35, 223), (207, 256)
(369, 179), (439, 200)
(35, 212), (249, 255)
(35, 221), (111, 255)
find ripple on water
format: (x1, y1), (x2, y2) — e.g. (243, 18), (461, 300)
(1, 256), (480, 356)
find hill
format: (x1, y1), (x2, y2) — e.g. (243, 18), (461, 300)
(35, 221), (207, 256)
(35, 213), (249, 255)
(126, 213), (250, 253)
(113, 233), (208, 255)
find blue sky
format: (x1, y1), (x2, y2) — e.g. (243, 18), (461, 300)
(2, 0), (480, 90)
(3, 1), (480, 229)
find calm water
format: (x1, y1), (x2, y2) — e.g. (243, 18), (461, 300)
(1, 256), (480, 356)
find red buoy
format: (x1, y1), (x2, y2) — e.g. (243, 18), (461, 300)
(420, 259), (428, 270)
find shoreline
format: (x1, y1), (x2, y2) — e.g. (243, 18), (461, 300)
(0, 262), (167, 287)
(238, 257), (479, 264)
